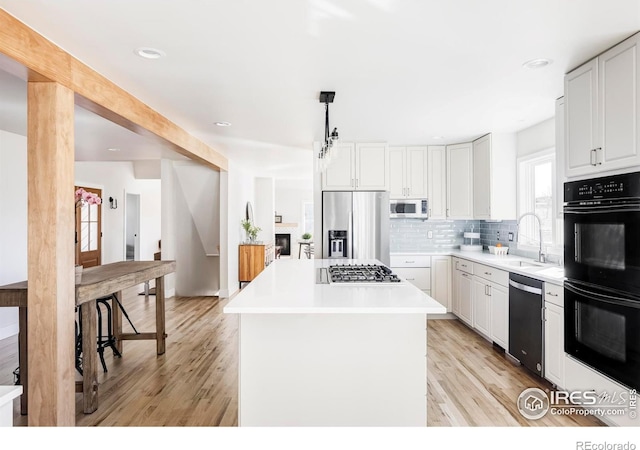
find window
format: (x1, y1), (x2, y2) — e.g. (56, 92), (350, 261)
(517, 149), (561, 252)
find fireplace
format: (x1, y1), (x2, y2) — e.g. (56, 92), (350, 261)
(275, 233), (291, 256)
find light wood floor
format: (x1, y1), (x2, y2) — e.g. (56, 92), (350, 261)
(0, 293), (602, 427)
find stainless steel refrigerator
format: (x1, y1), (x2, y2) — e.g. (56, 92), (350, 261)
(322, 191), (390, 267)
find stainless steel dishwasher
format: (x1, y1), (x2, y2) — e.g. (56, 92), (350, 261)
(508, 272), (544, 377)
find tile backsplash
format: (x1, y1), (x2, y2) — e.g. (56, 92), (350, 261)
(390, 219), (520, 253)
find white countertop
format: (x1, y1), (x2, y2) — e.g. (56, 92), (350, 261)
(223, 259), (447, 314)
(392, 249), (565, 285)
(0, 385), (22, 406)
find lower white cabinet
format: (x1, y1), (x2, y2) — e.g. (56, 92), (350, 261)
(544, 283), (565, 388)
(430, 256), (451, 311)
(457, 271), (473, 326)
(391, 255), (431, 295)
(490, 283), (509, 350)
(472, 277), (491, 338)
(394, 267), (431, 294)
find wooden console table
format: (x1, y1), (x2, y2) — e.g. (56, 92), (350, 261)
(238, 244), (265, 288)
(0, 260), (176, 415)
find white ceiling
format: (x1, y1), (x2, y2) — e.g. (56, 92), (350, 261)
(0, 0), (639, 179)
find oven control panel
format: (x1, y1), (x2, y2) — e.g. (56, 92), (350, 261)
(565, 171), (640, 203)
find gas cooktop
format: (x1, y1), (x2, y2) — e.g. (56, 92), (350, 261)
(325, 264), (402, 284)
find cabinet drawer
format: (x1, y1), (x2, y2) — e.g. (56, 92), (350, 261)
(454, 258), (473, 274)
(390, 255), (431, 267)
(544, 282), (564, 307)
(473, 263), (508, 286)
(393, 267), (431, 290)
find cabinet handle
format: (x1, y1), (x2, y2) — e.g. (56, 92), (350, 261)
(407, 187), (411, 197)
(546, 291), (558, 297)
(356, 179), (359, 188)
(488, 285), (491, 296)
(428, 208), (432, 217)
(406, 278), (415, 281)
(590, 149), (597, 166)
(484, 271), (492, 276)
(595, 147), (602, 165)
(405, 260), (415, 264)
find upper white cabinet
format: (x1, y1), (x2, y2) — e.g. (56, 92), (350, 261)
(555, 97), (566, 218)
(472, 133), (516, 220)
(565, 32), (640, 179)
(427, 145), (447, 219)
(446, 142), (473, 219)
(388, 146), (428, 198)
(323, 142), (388, 191)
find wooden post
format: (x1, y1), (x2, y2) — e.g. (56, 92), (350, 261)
(27, 81), (76, 426)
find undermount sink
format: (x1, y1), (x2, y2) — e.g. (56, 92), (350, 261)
(504, 260), (545, 268)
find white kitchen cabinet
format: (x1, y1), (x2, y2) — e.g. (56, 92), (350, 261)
(451, 259), (461, 316)
(473, 262), (508, 347)
(490, 283), (508, 350)
(472, 276), (491, 338)
(472, 133), (516, 220)
(391, 254), (431, 295)
(452, 258), (473, 326)
(457, 271), (473, 327)
(323, 142), (388, 191)
(565, 32), (640, 179)
(555, 97), (565, 218)
(446, 142), (473, 219)
(430, 255), (451, 311)
(427, 145), (447, 219)
(544, 283), (565, 388)
(323, 142), (356, 190)
(388, 146), (427, 199)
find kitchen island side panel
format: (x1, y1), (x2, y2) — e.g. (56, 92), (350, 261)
(238, 313), (427, 426)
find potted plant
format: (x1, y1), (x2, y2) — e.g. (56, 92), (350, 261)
(241, 219), (261, 243)
(301, 233), (312, 242)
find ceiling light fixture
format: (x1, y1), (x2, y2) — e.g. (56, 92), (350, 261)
(107, 147), (121, 152)
(316, 91), (339, 172)
(215, 121), (232, 127)
(135, 47), (166, 60)
(432, 136), (444, 140)
(522, 58), (552, 69)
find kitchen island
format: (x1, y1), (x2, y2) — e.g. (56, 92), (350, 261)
(223, 259), (446, 426)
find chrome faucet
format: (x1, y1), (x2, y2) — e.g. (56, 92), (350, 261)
(516, 212), (546, 263)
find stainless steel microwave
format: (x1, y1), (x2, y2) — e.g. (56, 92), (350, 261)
(390, 199), (428, 218)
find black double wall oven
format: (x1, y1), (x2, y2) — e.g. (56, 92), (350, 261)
(564, 172), (640, 391)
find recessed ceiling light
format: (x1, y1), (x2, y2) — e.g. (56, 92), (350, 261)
(522, 58), (552, 69)
(134, 47), (166, 59)
(215, 121), (232, 127)
(432, 136), (444, 140)
(107, 147), (121, 152)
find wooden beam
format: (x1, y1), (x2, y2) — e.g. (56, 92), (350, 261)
(0, 8), (228, 171)
(27, 81), (76, 426)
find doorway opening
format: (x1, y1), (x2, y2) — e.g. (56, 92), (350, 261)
(125, 193), (140, 261)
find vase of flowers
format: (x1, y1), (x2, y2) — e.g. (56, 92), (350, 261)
(241, 219), (261, 243)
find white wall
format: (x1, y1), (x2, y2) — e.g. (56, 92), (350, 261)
(75, 162), (162, 264)
(172, 161), (221, 296)
(0, 130), (26, 339)
(516, 117), (555, 157)
(275, 178), (313, 259)
(254, 177), (275, 244)
(219, 160), (255, 298)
